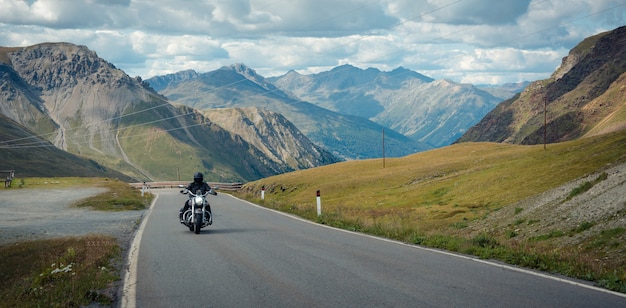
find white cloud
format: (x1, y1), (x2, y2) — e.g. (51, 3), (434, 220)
(456, 48), (563, 72)
(414, 0), (532, 25)
(0, 0), (33, 23)
(0, 0), (624, 83)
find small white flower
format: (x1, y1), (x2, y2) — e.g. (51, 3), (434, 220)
(51, 264), (73, 274)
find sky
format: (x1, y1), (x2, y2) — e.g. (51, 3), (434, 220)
(0, 0), (625, 84)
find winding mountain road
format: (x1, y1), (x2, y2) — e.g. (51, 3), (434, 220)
(124, 188), (626, 307)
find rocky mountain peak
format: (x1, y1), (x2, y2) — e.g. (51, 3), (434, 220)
(321, 64), (381, 87)
(388, 66), (434, 83)
(144, 69), (199, 92)
(228, 63), (255, 74)
(223, 63), (259, 79)
(284, 69), (301, 77)
(221, 63), (273, 89)
(1, 42), (157, 158)
(8, 42), (129, 92)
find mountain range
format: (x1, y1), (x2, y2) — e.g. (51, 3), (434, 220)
(269, 65), (523, 148)
(150, 63), (521, 152)
(1, 25), (624, 181)
(148, 64), (430, 160)
(0, 43), (334, 181)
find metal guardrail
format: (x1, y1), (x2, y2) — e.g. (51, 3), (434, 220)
(130, 181), (243, 191)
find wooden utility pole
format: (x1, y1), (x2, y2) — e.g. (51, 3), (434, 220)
(543, 96), (548, 151)
(382, 128), (386, 168)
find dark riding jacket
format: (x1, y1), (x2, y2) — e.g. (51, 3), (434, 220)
(185, 181), (212, 195)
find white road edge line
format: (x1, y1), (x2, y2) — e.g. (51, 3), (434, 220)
(121, 193), (159, 308)
(230, 193), (626, 299)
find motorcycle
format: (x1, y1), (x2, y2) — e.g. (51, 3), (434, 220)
(179, 186), (217, 234)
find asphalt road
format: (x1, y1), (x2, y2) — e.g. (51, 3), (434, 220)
(129, 188), (626, 307)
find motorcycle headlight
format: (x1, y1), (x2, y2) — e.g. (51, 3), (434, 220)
(194, 196), (203, 206)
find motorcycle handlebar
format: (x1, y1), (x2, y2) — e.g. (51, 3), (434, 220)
(179, 189), (217, 196)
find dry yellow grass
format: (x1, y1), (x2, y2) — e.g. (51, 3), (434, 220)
(235, 130), (626, 292)
(239, 130), (626, 233)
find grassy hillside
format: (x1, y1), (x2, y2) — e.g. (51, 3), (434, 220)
(240, 131), (625, 228)
(0, 114), (134, 181)
(236, 129), (626, 291)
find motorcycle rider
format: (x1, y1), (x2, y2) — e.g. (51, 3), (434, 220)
(179, 172), (216, 225)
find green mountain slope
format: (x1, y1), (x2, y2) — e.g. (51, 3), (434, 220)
(0, 43), (289, 181)
(0, 113), (133, 180)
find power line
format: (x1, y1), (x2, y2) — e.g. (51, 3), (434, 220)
(1, 1), (624, 150)
(1, 1), (468, 150)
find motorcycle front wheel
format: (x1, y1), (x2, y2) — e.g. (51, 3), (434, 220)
(194, 213), (202, 234)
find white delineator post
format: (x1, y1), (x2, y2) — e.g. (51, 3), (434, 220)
(316, 190), (321, 216)
(261, 186), (265, 200)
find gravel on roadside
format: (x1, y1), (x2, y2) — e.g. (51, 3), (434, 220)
(0, 187), (148, 307)
(0, 187), (146, 247)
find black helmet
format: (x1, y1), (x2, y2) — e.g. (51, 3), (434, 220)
(193, 172), (203, 183)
